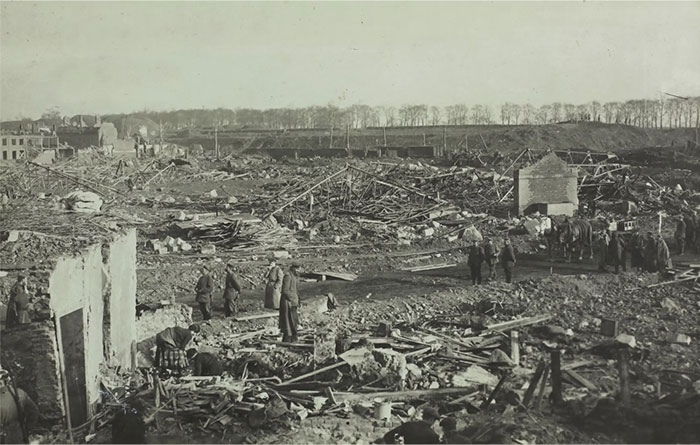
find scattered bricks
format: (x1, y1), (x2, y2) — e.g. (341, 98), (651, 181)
(138, 196), (147, 204)
(227, 196), (238, 204)
(600, 318), (619, 337)
(156, 246), (168, 255)
(422, 227), (435, 237)
(180, 243), (192, 252)
(446, 234), (459, 243)
(163, 236), (176, 246)
(168, 244), (179, 253)
(37, 192), (45, 199)
(209, 189), (218, 198)
(174, 211), (187, 221)
(200, 244), (217, 255)
(5, 230), (20, 242)
(176, 237), (185, 246)
(660, 297), (681, 313)
(667, 333), (691, 345)
(163, 196), (176, 204)
(333, 235), (341, 243)
(273, 250), (290, 259)
(431, 221), (441, 228)
(147, 239), (163, 251)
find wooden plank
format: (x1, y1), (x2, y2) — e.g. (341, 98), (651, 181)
(233, 312), (278, 322)
(522, 360), (545, 408)
(335, 387), (481, 402)
(564, 369), (597, 391)
(308, 271), (357, 281)
(401, 263), (457, 272)
(486, 314), (553, 332)
(551, 350), (563, 406)
(277, 362), (347, 386)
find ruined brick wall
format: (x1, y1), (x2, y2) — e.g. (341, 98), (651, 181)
(514, 152), (578, 215)
(0, 322), (64, 422)
(106, 229), (136, 368)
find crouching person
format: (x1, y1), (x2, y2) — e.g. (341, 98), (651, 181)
(154, 324), (200, 375)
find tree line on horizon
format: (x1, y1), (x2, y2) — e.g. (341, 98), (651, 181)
(33, 96), (700, 133)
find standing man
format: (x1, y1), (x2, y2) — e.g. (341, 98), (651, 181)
(630, 231), (645, 272)
(279, 263), (301, 343)
(154, 324), (200, 374)
(644, 232), (658, 272)
(675, 215), (687, 255)
(597, 231), (610, 272)
(264, 258), (284, 310)
(467, 240), (484, 285)
(222, 262), (242, 317)
(195, 266), (214, 320)
(6, 275), (31, 328)
(609, 232), (626, 274)
(657, 235), (673, 276)
(483, 238), (498, 281)
(0, 367), (39, 444)
(500, 238), (516, 283)
(684, 212), (696, 251)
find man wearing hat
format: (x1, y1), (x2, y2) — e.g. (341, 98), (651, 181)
(223, 262), (243, 317)
(264, 258), (284, 310)
(6, 275), (31, 328)
(194, 266), (214, 320)
(0, 367), (39, 444)
(483, 238), (498, 281)
(279, 263), (301, 343)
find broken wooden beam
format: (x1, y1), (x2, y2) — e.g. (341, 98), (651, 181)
(335, 387), (483, 402)
(277, 361), (347, 386)
(401, 263), (457, 272)
(486, 314), (553, 332)
(233, 313), (278, 322)
(563, 369), (597, 391)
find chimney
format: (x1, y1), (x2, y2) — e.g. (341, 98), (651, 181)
(95, 114), (101, 126)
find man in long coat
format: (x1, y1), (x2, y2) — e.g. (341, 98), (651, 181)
(467, 240), (484, 285)
(675, 216), (686, 255)
(223, 263), (242, 317)
(6, 275), (31, 328)
(279, 263), (301, 343)
(195, 266), (214, 320)
(500, 239), (516, 283)
(609, 231), (626, 274)
(644, 232), (658, 272)
(657, 235), (673, 275)
(265, 259), (284, 310)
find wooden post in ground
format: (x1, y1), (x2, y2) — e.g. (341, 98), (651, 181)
(510, 331), (520, 366)
(330, 126), (334, 148)
(550, 350), (563, 406)
(522, 360), (546, 408)
(535, 364), (550, 412)
(618, 349), (630, 409)
(383, 127), (387, 146)
(442, 126), (447, 156)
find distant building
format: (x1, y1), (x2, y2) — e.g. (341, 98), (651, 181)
(56, 122), (118, 149)
(1, 133), (59, 161)
(514, 152), (579, 216)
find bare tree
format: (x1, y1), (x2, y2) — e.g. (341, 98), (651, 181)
(429, 106), (442, 125)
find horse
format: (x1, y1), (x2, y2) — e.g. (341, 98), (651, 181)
(560, 218), (594, 261)
(544, 223), (566, 258)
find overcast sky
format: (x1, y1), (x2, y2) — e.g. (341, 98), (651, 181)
(1, 1), (699, 120)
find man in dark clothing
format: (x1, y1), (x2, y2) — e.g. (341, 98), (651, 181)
(644, 232), (658, 272)
(483, 238), (498, 281)
(500, 238), (516, 283)
(6, 275), (31, 328)
(468, 240), (484, 285)
(195, 266), (214, 320)
(154, 324), (200, 373)
(187, 349), (223, 376)
(280, 263), (301, 343)
(675, 216), (686, 255)
(630, 231), (645, 271)
(609, 232), (626, 273)
(382, 407), (441, 444)
(684, 213), (696, 250)
(223, 262), (243, 317)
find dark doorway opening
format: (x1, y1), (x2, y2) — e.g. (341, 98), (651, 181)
(59, 309), (88, 427)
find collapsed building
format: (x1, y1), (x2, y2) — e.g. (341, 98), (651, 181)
(514, 152), (579, 216)
(0, 209), (136, 430)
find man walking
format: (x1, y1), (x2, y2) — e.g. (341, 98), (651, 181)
(195, 266), (214, 320)
(6, 275), (31, 328)
(467, 240), (484, 285)
(597, 230), (610, 272)
(675, 215), (686, 255)
(657, 235), (673, 276)
(223, 262), (242, 317)
(279, 263), (301, 343)
(500, 238), (516, 283)
(264, 258), (284, 310)
(684, 212), (696, 251)
(644, 231), (658, 272)
(483, 238), (498, 281)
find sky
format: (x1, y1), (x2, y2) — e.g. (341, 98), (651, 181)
(1, 1), (699, 120)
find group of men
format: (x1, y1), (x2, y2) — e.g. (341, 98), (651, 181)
(674, 211), (700, 255)
(598, 229), (672, 274)
(193, 258), (302, 342)
(466, 238), (517, 285)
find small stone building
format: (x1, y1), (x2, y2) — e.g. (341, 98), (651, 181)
(0, 217), (136, 430)
(514, 152), (579, 216)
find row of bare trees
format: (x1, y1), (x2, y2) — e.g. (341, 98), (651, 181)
(39, 96), (699, 132)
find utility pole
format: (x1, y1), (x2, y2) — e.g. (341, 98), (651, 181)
(214, 124), (219, 159)
(346, 124), (350, 154)
(442, 126), (447, 156)
(330, 126), (334, 148)
(383, 127), (387, 146)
